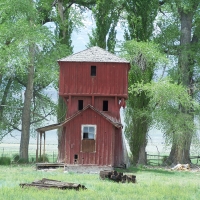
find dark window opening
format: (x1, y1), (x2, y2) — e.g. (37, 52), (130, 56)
(83, 126), (95, 139)
(91, 66), (96, 76)
(103, 100), (108, 111)
(83, 132), (88, 139)
(78, 100), (83, 110)
(74, 154), (78, 164)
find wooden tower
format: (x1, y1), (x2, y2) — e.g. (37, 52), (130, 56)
(57, 46), (130, 167)
(36, 46), (130, 168)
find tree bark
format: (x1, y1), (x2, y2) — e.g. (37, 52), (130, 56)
(20, 44), (35, 161)
(168, 8), (194, 165)
(0, 78), (12, 120)
(137, 141), (147, 165)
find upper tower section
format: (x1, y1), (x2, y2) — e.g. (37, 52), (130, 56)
(57, 46), (130, 99)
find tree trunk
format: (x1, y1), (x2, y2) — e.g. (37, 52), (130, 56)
(168, 133), (192, 164)
(168, 9), (194, 164)
(20, 44), (35, 161)
(56, 0), (71, 156)
(137, 141), (147, 165)
(0, 78), (12, 120)
(130, 114), (148, 165)
(57, 97), (67, 157)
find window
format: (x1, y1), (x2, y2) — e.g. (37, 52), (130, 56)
(78, 100), (83, 110)
(103, 100), (108, 111)
(81, 125), (96, 152)
(91, 66), (96, 76)
(82, 126), (95, 139)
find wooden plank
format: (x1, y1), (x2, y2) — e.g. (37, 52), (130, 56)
(20, 178), (86, 190)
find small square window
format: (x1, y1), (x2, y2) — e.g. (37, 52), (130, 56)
(82, 125), (96, 140)
(103, 100), (108, 111)
(91, 66), (96, 76)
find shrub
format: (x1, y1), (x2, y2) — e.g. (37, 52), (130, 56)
(12, 154), (29, 164)
(37, 154), (49, 162)
(162, 156), (172, 166)
(13, 154), (20, 162)
(0, 157), (11, 165)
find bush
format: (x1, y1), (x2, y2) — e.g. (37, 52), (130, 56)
(0, 157), (11, 165)
(37, 154), (49, 162)
(162, 156), (172, 166)
(13, 154), (20, 162)
(12, 154), (29, 164)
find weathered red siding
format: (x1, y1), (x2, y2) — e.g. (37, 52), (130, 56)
(59, 108), (124, 166)
(66, 96), (120, 119)
(57, 47), (129, 167)
(58, 62), (129, 99)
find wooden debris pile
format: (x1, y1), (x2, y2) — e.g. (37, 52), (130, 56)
(171, 164), (190, 171)
(100, 170), (136, 183)
(20, 178), (86, 190)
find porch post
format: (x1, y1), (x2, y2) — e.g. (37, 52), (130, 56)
(36, 131), (39, 162)
(43, 132), (46, 162)
(40, 132), (42, 160)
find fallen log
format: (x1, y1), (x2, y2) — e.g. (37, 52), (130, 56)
(20, 178), (87, 190)
(100, 170), (136, 183)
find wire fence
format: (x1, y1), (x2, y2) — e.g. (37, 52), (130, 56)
(0, 147), (58, 163)
(1, 146), (200, 166)
(147, 154), (200, 166)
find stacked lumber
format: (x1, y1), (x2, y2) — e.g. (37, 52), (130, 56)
(100, 170), (136, 183)
(19, 178), (86, 190)
(171, 164), (190, 171)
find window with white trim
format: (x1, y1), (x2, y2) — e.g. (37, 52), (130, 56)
(81, 125), (96, 152)
(82, 125), (96, 140)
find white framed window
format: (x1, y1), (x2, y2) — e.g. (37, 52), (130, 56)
(81, 125), (96, 140)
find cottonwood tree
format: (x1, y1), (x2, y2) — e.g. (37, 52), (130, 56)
(129, 78), (200, 163)
(122, 40), (167, 164)
(155, 0), (200, 164)
(122, 0), (160, 165)
(0, 0), (66, 161)
(87, 0), (124, 52)
(35, 0), (96, 157)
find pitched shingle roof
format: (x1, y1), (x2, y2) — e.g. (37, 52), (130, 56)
(58, 46), (129, 63)
(36, 105), (122, 132)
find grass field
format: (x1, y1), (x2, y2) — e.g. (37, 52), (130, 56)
(0, 165), (199, 200)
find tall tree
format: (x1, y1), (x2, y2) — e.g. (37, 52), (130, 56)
(0, 0), (65, 160)
(155, 0), (200, 164)
(88, 0), (123, 52)
(123, 0), (159, 164)
(122, 40), (166, 164)
(37, 0), (96, 158)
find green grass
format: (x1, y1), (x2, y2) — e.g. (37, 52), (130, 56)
(0, 165), (199, 200)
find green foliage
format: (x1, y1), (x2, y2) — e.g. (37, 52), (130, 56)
(12, 154), (28, 163)
(37, 154), (49, 162)
(0, 157), (11, 165)
(88, 0), (122, 52)
(121, 40), (167, 164)
(129, 78), (200, 147)
(124, 0), (159, 41)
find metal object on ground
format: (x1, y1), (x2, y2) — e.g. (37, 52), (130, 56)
(20, 178), (86, 190)
(36, 163), (64, 170)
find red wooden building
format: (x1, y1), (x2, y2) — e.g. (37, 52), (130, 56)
(37, 46), (130, 168)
